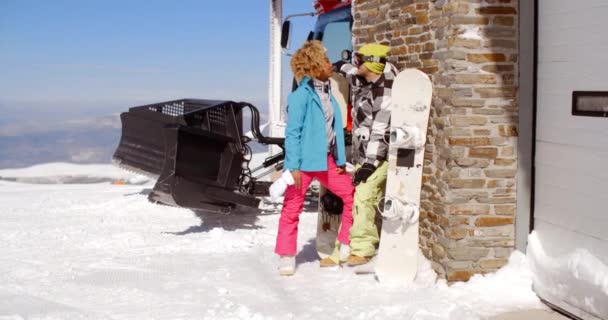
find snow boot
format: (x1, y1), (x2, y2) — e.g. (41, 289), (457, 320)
(319, 257), (338, 267)
(279, 256), (295, 276)
(320, 243), (351, 267)
(347, 254), (372, 266)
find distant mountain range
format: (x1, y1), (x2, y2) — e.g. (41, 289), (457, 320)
(0, 108), (270, 169)
(0, 114), (122, 169)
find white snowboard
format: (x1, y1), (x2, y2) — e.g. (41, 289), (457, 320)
(374, 69), (432, 284)
(316, 72), (350, 259)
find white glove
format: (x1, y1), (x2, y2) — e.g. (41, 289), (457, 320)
(269, 170), (295, 202)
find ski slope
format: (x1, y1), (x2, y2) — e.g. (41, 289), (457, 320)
(0, 162), (546, 319)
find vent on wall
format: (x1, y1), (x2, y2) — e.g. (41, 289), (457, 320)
(572, 91), (608, 118)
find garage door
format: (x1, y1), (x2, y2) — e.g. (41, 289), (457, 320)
(530, 1), (608, 319)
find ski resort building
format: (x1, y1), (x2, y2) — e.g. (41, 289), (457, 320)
(346, 0), (606, 318)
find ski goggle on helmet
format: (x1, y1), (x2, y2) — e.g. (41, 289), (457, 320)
(352, 52), (387, 67)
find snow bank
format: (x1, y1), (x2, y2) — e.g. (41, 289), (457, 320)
(0, 151), (270, 185)
(527, 231), (608, 319)
(0, 162), (548, 319)
(447, 250), (545, 318)
(0, 162), (150, 185)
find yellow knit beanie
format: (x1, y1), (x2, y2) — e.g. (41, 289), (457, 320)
(358, 44), (390, 74)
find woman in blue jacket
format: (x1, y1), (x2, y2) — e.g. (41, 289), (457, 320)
(275, 41), (354, 276)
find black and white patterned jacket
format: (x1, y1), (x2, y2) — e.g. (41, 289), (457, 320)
(338, 62), (398, 166)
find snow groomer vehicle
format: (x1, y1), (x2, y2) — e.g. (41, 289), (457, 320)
(112, 1), (354, 212)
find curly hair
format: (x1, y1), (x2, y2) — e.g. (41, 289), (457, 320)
(290, 40), (329, 82)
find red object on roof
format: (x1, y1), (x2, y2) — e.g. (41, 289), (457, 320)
(313, 0), (351, 14)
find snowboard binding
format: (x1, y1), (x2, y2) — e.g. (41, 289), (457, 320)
(387, 123), (425, 149)
(321, 191), (344, 216)
(378, 197), (420, 225)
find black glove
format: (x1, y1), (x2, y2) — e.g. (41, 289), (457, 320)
(352, 163), (377, 186)
(332, 60), (346, 73)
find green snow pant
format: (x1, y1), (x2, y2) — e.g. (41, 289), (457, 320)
(328, 161), (388, 262)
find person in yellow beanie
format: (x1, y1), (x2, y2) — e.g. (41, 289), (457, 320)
(329, 43), (398, 267)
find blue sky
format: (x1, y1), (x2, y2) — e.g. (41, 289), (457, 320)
(0, 0), (315, 118)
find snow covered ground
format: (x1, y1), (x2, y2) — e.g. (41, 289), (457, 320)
(0, 163), (547, 320)
(0, 163), (149, 185)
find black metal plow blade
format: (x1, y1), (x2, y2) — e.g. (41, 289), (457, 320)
(112, 99), (284, 211)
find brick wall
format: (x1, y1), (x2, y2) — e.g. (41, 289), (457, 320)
(351, 0), (519, 281)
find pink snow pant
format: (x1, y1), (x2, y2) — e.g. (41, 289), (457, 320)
(275, 154), (354, 256)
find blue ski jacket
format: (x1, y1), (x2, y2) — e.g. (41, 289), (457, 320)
(283, 76), (346, 172)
